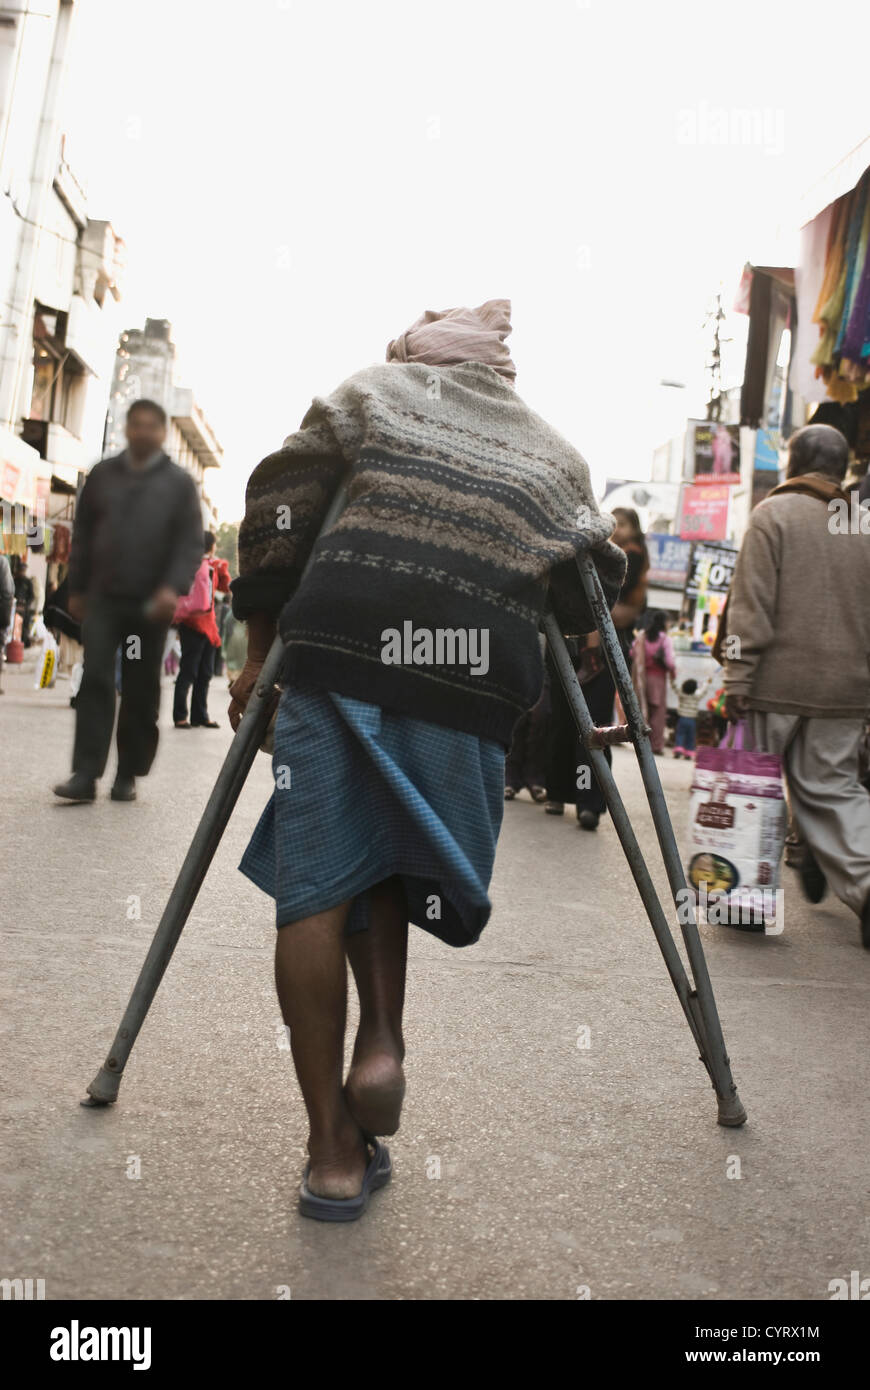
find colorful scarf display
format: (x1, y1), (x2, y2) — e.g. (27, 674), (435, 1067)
(808, 169), (870, 403)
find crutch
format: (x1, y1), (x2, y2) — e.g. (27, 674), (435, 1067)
(541, 552), (746, 1126)
(83, 509), (745, 1126)
(81, 484), (349, 1107)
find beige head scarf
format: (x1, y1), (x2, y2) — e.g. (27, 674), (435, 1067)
(386, 299), (516, 383)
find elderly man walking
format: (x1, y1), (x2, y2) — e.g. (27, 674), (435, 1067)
(722, 423), (870, 948)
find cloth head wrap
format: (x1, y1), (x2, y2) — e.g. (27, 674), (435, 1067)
(386, 299), (516, 382)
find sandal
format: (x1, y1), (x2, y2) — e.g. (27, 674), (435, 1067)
(298, 1137), (392, 1222)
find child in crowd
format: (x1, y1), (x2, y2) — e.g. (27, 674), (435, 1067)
(674, 677), (701, 759)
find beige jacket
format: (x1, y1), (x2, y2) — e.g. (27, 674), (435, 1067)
(723, 473), (870, 717)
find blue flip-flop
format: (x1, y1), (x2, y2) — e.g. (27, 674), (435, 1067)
(298, 1138), (392, 1222)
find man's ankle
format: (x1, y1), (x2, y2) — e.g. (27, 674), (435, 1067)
(354, 1021), (405, 1062)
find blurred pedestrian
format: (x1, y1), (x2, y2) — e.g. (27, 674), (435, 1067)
(544, 506), (649, 828)
(172, 530), (231, 729)
(608, 507), (650, 649)
(673, 677), (700, 758)
(631, 610), (676, 754)
(504, 659), (549, 801)
(0, 552), (13, 692)
(52, 399), (203, 803)
(722, 422), (870, 947)
(14, 558), (35, 647)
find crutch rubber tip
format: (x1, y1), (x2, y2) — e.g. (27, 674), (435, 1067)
(716, 1094), (748, 1127)
(82, 1066), (122, 1106)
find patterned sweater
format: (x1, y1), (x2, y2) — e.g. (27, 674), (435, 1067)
(231, 361), (625, 746)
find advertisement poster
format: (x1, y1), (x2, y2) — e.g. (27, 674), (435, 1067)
(646, 533), (693, 588)
(677, 483), (731, 541)
(751, 427), (782, 511)
(690, 419), (741, 485)
(684, 541), (739, 597)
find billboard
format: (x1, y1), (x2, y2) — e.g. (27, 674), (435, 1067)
(677, 483), (730, 541)
(646, 533), (693, 588)
(689, 419), (741, 486)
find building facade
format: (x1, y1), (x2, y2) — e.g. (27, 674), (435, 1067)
(103, 319), (222, 529)
(0, 0), (125, 549)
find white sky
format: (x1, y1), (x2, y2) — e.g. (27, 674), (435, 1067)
(62, 0), (870, 520)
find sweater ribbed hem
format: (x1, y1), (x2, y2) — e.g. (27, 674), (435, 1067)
(281, 642), (522, 747)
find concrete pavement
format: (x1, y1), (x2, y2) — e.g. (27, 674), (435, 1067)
(1, 652), (868, 1300)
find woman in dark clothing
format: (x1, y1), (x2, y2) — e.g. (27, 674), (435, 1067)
(504, 641), (550, 801)
(544, 506), (649, 830)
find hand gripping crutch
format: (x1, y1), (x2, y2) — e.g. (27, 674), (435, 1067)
(542, 554), (746, 1126)
(81, 485), (349, 1107)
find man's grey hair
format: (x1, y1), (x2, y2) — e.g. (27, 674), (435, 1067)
(787, 423), (850, 481)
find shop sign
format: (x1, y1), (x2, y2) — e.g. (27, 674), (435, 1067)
(646, 533), (693, 588)
(677, 483), (731, 541)
(684, 541), (738, 597)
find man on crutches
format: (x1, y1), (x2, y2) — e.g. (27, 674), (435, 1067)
(223, 300), (629, 1220)
(85, 299), (745, 1221)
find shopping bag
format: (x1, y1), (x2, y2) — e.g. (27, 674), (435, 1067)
(33, 621), (58, 690)
(685, 722), (786, 934)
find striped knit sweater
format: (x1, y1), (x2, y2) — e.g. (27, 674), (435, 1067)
(231, 361), (626, 746)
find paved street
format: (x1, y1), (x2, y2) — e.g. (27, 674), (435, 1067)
(1, 652), (868, 1302)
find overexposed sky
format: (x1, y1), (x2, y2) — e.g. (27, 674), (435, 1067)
(62, 0), (870, 519)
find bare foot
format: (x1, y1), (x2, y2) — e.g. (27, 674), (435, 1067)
(306, 1125), (369, 1200)
(346, 1049), (406, 1136)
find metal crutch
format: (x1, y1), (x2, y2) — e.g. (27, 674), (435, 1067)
(541, 553), (746, 1127)
(81, 484), (349, 1107)
(83, 505), (744, 1125)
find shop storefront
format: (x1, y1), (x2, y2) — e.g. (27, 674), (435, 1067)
(735, 142), (870, 533)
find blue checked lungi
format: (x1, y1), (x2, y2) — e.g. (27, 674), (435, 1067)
(239, 685), (505, 946)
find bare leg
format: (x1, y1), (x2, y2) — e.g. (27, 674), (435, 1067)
(345, 876), (408, 1135)
(274, 900), (368, 1199)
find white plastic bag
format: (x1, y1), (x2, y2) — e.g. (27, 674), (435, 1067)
(33, 622), (59, 690)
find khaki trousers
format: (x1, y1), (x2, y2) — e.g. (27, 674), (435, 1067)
(749, 712), (870, 917)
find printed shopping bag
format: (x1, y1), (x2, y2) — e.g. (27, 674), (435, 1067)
(685, 722), (787, 933)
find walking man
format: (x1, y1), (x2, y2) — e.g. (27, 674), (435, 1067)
(722, 422), (870, 947)
(53, 399), (203, 803)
